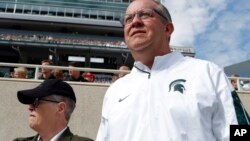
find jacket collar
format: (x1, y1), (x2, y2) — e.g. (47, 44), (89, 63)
(133, 51), (184, 73)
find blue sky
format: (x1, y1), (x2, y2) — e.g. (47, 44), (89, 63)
(163, 0), (250, 68)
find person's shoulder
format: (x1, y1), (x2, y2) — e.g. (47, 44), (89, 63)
(13, 135), (36, 141)
(72, 135), (94, 141)
(63, 127), (93, 141)
(184, 56), (221, 69)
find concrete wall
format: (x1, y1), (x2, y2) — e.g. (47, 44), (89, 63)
(0, 79), (250, 140)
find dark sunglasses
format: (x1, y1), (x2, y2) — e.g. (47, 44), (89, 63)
(32, 98), (60, 108)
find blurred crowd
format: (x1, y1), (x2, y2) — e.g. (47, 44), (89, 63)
(2, 65), (250, 90)
(0, 33), (127, 48)
(0, 60), (131, 84)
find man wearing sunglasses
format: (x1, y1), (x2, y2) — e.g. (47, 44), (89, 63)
(96, 0), (241, 141)
(14, 79), (93, 141)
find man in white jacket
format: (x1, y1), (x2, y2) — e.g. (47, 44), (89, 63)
(96, 0), (239, 141)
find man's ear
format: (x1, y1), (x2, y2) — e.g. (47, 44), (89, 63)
(165, 22), (174, 34)
(58, 102), (66, 114)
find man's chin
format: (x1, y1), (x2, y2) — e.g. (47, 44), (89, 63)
(130, 43), (150, 52)
(29, 123), (36, 129)
(28, 118), (37, 127)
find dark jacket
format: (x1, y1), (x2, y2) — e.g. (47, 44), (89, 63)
(38, 73), (56, 80)
(13, 127), (93, 141)
(67, 76), (88, 82)
(231, 91), (250, 125)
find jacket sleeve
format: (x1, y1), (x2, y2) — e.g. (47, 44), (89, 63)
(96, 117), (109, 141)
(96, 91), (110, 141)
(210, 67), (238, 141)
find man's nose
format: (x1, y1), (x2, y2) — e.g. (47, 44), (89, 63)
(131, 14), (143, 27)
(28, 104), (35, 111)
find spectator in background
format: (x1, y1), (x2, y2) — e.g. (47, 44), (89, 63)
(52, 69), (64, 80)
(14, 79), (93, 141)
(110, 65), (130, 83)
(111, 74), (118, 83)
(83, 72), (95, 82)
(38, 59), (55, 80)
(231, 74), (240, 90)
(66, 62), (88, 82)
(118, 65), (130, 78)
(230, 74), (250, 91)
(13, 67), (28, 79)
(229, 74), (250, 124)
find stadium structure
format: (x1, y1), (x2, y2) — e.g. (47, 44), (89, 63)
(224, 60), (250, 78)
(0, 0), (195, 70)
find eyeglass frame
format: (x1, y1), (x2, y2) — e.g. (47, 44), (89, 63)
(120, 8), (171, 26)
(32, 98), (60, 108)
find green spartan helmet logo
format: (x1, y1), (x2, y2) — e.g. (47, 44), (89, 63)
(169, 79), (186, 94)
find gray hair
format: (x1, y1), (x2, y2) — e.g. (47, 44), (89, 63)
(130, 0), (172, 23)
(152, 0), (173, 42)
(47, 95), (76, 123)
(152, 0), (172, 23)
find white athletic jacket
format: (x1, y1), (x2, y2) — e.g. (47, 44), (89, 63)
(96, 51), (238, 141)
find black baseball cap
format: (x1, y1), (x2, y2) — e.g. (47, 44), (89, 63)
(17, 79), (76, 104)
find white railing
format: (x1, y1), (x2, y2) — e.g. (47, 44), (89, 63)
(0, 62), (250, 94)
(0, 62), (130, 85)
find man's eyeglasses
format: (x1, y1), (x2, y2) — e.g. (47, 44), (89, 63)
(32, 98), (60, 108)
(121, 8), (169, 26)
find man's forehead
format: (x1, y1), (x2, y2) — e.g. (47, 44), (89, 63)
(126, 0), (156, 13)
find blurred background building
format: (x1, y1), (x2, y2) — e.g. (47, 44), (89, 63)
(0, 0), (194, 70)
